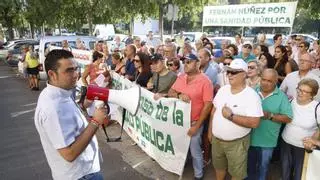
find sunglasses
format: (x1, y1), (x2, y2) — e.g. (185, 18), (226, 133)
(226, 71), (243, 75)
(133, 59), (140, 63)
(183, 60), (195, 64)
(248, 66), (257, 70)
(167, 63), (173, 67)
(223, 63), (230, 66)
(243, 45), (252, 49)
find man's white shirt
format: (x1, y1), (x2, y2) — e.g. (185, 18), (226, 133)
(34, 84), (100, 180)
(212, 85), (263, 141)
(280, 71), (320, 101)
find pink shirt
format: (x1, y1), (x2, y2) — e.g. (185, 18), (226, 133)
(172, 73), (213, 121)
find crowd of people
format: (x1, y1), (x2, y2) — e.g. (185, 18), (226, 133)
(34, 31), (320, 180)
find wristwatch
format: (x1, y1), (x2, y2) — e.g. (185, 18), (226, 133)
(270, 113), (274, 121)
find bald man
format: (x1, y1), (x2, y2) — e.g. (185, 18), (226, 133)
(248, 69), (293, 180)
(280, 53), (320, 101)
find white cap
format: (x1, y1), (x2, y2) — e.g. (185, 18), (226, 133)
(243, 41), (253, 47)
(224, 58), (248, 72)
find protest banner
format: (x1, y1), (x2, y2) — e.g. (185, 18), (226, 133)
(49, 46), (92, 69)
(111, 72), (191, 176)
(203, 2), (298, 27)
(302, 150), (320, 180)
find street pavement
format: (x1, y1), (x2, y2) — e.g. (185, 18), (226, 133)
(0, 61), (281, 180)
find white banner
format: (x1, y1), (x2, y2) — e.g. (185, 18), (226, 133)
(203, 2), (298, 27)
(306, 150), (320, 180)
(111, 72), (191, 176)
(49, 46), (92, 69)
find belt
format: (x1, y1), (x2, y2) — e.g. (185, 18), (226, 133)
(214, 133), (250, 142)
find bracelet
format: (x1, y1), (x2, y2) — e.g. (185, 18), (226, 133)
(229, 113), (234, 121)
(91, 118), (101, 127)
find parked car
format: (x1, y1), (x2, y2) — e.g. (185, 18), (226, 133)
(5, 40), (39, 67)
(38, 36), (100, 80)
(0, 39), (36, 60)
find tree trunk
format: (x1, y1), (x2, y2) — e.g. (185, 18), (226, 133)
(130, 17), (134, 35)
(29, 22), (34, 39)
(159, 3), (164, 41)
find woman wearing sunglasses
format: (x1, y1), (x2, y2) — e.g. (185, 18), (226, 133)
(133, 52), (153, 88)
(281, 78), (319, 180)
(246, 60), (263, 88)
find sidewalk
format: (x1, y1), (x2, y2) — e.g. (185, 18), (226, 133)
(97, 122), (281, 180)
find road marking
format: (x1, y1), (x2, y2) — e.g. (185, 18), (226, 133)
(132, 158), (149, 169)
(22, 102), (37, 107)
(0, 76), (11, 79)
(11, 108), (35, 118)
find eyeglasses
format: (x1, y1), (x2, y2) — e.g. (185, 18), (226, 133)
(243, 45), (252, 49)
(183, 60), (194, 64)
(223, 63), (230, 66)
(296, 87), (312, 95)
(248, 66), (257, 70)
(226, 71), (243, 76)
(167, 63), (173, 67)
(299, 59), (313, 63)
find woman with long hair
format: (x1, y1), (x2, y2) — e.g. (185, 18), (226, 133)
(259, 51), (275, 69)
(246, 60), (263, 88)
(81, 51), (105, 86)
(274, 45), (292, 84)
(112, 52), (125, 76)
(133, 52), (153, 87)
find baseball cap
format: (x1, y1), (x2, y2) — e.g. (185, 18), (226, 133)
(224, 58), (248, 72)
(150, 53), (164, 62)
(243, 41), (253, 49)
(185, 53), (199, 61)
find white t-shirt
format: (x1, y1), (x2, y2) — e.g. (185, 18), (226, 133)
(212, 85), (263, 140)
(280, 71), (320, 101)
(34, 84), (100, 180)
(311, 69), (320, 79)
(282, 99), (319, 148)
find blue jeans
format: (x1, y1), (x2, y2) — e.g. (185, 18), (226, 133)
(78, 172), (104, 180)
(247, 146), (274, 180)
(280, 139), (305, 180)
(190, 125), (204, 178)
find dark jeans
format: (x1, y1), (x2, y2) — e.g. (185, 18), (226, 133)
(280, 139), (305, 180)
(247, 146), (274, 180)
(78, 172), (103, 180)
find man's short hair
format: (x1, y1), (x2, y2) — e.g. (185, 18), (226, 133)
(273, 34), (282, 42)
(235, 33), (241, 38)
(45, 49), (74, 76)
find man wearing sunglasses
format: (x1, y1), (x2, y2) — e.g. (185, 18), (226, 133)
(168, 53), (213, 180)
(235, 41), (256, 63)
(147, 53), (177, 100)
(208, 58), (263, 180)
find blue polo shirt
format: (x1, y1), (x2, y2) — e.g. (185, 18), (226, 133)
(203, 61), (219, 86)
(251, 86), (293, 148)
